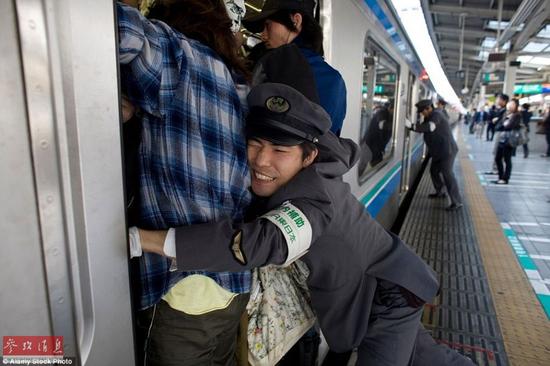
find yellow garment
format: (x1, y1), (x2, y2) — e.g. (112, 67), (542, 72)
(162, 274), (237, 315)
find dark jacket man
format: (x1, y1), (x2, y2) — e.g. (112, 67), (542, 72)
(408, 100), (462, 210)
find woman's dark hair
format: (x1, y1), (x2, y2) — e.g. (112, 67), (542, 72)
(509, 98), (519, 111)
(148, 0), (250, 79)
(268, 10), (324, 56)
(300, 141), (319, 161)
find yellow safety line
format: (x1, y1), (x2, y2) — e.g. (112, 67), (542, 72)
(458, 133), (550, 365)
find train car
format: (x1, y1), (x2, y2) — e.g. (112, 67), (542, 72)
(0, 0), (456, 364)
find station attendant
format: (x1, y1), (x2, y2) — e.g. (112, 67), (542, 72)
(132, 83), (474, 366)
(407, 99), (463, 211)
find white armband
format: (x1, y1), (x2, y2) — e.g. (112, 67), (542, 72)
(261, 201), (313, 267)
(429, 122), (436, 132)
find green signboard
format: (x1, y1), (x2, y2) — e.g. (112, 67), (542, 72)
(514, 84), (542, 94)
(362, 85), (385, 94)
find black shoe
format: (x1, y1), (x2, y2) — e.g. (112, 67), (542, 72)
(446, 203), (463, 211)
(541, 154), (550, 157)
(484, 171), (498, 175)
(428, 192), (446, 199)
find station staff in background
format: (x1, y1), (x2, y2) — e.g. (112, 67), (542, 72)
(407, 100), (463, 211)
(243, 0), (347, 136)
(131, 82), (475, 366)
(118, 1), (253, 364)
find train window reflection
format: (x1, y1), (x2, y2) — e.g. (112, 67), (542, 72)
(358, 37), (399, 182)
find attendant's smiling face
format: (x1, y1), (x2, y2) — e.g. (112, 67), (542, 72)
(247, 137), (316, 197)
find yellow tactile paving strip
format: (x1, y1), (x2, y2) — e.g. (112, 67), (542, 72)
(458, 136), (550, 365)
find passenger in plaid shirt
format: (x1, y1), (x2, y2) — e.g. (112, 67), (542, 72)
(117, 1), (251, 364)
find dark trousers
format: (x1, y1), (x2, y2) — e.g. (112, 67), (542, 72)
(546, 132), (550, 155)
(136, 295), (249, 366)
(355, 280), (422, 365)
(430, 153), (462, 205)
(495, 143), (514, 182)
(486, 123), (495, 141)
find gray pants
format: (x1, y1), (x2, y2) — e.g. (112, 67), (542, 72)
(138, 294), (249, 366)
(430, 153), (461, 205)
(412, 326), (474, 366)
(356, 281), (423, 366)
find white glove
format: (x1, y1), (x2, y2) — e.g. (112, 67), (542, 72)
(405, 119), (413, 129)
(129, 227), (142, 258)
(128, 227), (176, 258)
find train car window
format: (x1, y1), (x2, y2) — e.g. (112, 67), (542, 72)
(358, 37), (400, 183)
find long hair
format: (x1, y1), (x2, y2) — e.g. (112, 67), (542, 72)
(148, 0), (250, 79)
(268, 10), (324, 56)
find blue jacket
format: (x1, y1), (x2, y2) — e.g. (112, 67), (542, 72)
(299, 47), (347, 136)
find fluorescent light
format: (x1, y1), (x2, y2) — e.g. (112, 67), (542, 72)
(529, 57), (550, 66)
(517, 55), (534, 64)
(390, 0), (464, 111)
(522, 42), (549, 53)
(537, 24), (550, 38)
(486, 20), (509, 30)
(481, 37), (497, 49)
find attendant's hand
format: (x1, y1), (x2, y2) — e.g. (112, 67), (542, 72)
(128, 227), (169, 258)
(404, 119), (413, 129)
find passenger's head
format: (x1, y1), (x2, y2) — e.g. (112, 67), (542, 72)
(507, 98), (519, 113)
(522, 103), (530, 111)
(243, 0), (323, 55)
(437, 99), (447, 108)
(415, 99), (433, 119)
(496, 93), (509, 107)
(245, 83), (331, 196)
(147, 0), (249, 77)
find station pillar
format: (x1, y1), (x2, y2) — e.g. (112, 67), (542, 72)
(503, 55), (517, 97)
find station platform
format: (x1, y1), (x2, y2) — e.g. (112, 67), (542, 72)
(399, 124), (550, 366)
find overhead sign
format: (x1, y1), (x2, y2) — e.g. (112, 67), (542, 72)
(483, 72), (504, 83)
(514, 84), (544, 95)
(488, 52), (506, 62)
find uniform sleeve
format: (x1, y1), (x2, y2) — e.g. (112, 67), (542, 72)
(412, 120), (436, 133)
(174, 169), (334, 271)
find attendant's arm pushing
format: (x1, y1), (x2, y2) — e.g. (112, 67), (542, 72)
(132, 170), (334, 272)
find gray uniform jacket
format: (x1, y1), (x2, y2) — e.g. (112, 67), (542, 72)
(413, 109), (458, 160)
(173, 134), (439, 351)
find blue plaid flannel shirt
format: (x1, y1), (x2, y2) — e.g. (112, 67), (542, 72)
(117, 3), (252, 310)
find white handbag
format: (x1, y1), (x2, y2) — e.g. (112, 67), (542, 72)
(247, 260), (316, 366)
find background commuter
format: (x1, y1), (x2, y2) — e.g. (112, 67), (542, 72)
(437, 98), (449, 119)
(493, 99), (522, 184)
(118, 1), (252, 364)
(469, 108), (477, 134)
(487, 94), (507, 141)
(243, 0), (347, 136)
(407, 100), (463, 211)
(542, 106), (550, 157)
(521, 103), (532, 158)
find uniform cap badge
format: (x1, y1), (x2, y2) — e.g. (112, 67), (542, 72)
(265, 96), (290, 113)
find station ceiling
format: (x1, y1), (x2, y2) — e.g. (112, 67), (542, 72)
(422, 0), (550, 101)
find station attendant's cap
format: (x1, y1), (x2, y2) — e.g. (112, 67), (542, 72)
(497, 93), (509, 102)
(246, 82), (331, 146)
(415, 99), (433, 113)
(243, 0), (316, 33)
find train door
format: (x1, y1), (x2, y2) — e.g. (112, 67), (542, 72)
(399, 72), (416, 200)
(1, 1), (134, 364)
